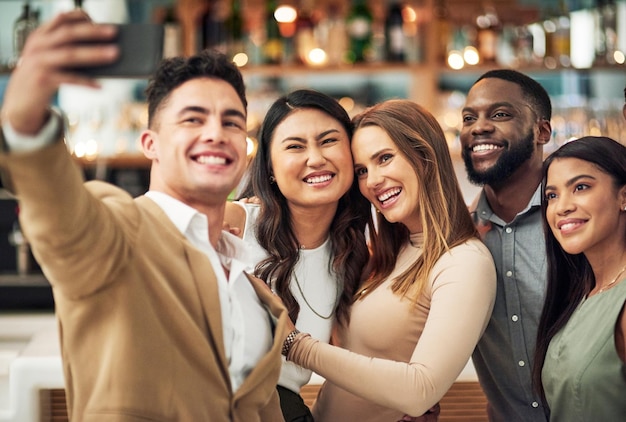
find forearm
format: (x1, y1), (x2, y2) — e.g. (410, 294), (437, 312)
(288, 334), (441, 416)
(288, 242), (496, 417)
(1, 124), (137, 295)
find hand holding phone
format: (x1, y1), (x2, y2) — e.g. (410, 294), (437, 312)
(72, 23), (165, 78)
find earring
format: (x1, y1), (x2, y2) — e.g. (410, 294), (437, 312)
(269, 176), (276, 184)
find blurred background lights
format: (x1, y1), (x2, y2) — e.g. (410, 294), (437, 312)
(447, 51), (464, 69)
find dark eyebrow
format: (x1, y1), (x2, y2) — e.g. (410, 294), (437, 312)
(223, 108), (247, 120)
(280, 128), (341, 144)
(177, 106), (246, 120)
(177, 106), (207, 117)
(461, 101), (520, 114)
(545, 174), (596, 191)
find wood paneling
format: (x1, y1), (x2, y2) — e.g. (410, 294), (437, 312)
(41, 381), (487, 421)
(301, 381), (488, 421)
(39, 389), (68, 422)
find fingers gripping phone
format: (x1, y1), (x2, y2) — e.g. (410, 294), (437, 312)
(75, 23), (164, 78)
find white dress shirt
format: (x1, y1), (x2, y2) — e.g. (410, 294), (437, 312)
(145, 191), (273, 392)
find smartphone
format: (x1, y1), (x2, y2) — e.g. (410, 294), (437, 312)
(73, 23), (164, 78)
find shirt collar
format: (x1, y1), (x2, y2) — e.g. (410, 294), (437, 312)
(475, 184), (542, 223)
(144, 191), (255, 271)
(145, 191), (200, 235)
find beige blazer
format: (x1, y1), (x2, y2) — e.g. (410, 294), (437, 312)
(0, 131), (288, 422)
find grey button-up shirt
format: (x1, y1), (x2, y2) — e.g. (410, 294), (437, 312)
(471, 186), (549, 422)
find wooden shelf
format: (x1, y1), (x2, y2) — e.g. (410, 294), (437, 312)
(240, 63), (432, 77)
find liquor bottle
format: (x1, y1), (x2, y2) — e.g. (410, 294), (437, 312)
(552, 1), (571, 67)
(201, 0), (229, 53)
(401, 3), (422, 64)
(13, 1), (39, 60)
(346, 0), (373, 63)
(476, 6), (500, 63)
(226, 0), (244, 60)
(263, 0), (284, 64)
(514, 24), (535, 67)
(432, 0), (451, 64)
(295, 0), (317, 64)
(161, 7), (182, 58)
(317, 2), (348, 66)
(385, 2), (405, 62)
(594, 0), (618, 65)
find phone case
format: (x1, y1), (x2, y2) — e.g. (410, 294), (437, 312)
(76, 23), (164, 78)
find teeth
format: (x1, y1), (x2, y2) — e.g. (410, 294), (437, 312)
(378, 187), (401, 202)
(196, 155), (227, 165)
(472, 144), (499, 152)
(560, 222), (580, 231)
(305, 174), (332, 184)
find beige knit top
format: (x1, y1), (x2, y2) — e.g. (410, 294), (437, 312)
(288, 234), (496, 421)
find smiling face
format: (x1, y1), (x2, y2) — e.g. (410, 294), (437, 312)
(545, 157), (626, 258)
(460, 78), (547, 186)
(352, 125), (422, 233)
(141, 77), (248, 207)
(269, 108), (354, 212)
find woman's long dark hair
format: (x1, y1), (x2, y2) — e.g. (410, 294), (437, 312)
(533, 136), (626, 405)
(241, 89), (371, 326)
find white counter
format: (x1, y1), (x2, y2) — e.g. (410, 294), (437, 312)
(0, 312), (478, 421)
(0, 313), (64, 422)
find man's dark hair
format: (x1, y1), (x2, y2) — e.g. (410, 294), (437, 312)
(476, 69), (552, 121)
(145, 49), (247, 128)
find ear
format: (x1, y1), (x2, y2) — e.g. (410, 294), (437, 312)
(619, 184), (626, 211)
(140, 129), (158, 160)
(536, 119), (552, 146)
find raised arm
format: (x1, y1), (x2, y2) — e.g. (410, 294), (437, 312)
(2, 10), (118, 135)
(287, 241), (496, 416)
(0, 11), (136, 297)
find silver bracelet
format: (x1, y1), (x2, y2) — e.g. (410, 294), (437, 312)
(281, 329), (301, 357)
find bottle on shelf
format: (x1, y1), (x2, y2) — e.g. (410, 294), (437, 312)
(513, 24), (535, 67)
(401, 3), (422, 64)
(346, 0), (373, 63)
(553, 3), (571, 67)
(594, 0), (619, 65)
(495, 24), (516, 67)
(226, 0), (245, 61)
(385, 2), (405, 62)
(295, 0), (318, 65)
(542, 1), (571, 68)
(13, 1), (39, 62)
(316, 2), (349, 66)
(476, 6), (500, 64)
(201, 0), (229, 54)
(432, 0), (452, 64)
(263, 0), (284, 64)
(160, 7), (183, 58)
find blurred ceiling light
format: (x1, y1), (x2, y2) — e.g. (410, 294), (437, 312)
(233, 53), (249, 67)
(307, 48), (328, 66)
(447, 51), (464, 69)
(463, 46), (479, 65)
(275, 6), (297, 23)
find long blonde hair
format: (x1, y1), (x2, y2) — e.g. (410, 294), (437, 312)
(354, 100), (478, 301)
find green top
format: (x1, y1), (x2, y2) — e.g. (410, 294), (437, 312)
(542, 277), (626, 421)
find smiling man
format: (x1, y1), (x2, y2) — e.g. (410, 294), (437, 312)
(0, 10), (287, 422)
(459, 69), (552, 422)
